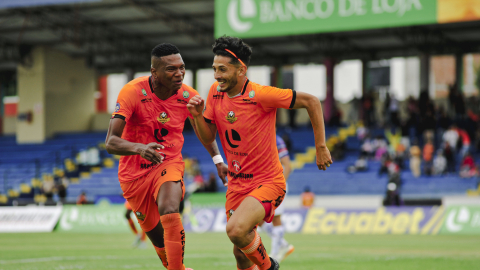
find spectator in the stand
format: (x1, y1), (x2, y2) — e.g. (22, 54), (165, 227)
(457, 128), (471, 157)
(55, 171), (69, 204)
(385, 92), (400, 127)
(328, 103), (342, 127)
(409, 142), (422, 177)
(400, 120), (411, 150)
(76, 148), (90, 172)
(373, 136), (388, 160)
(362, 92), (375, 127)
(423, 139), (435, 176)
(422, 110), (436, 143)
(76, 191), (88, 205)
(443, 125), (459, 152)
(204, 172), (218, 193)
(347, 154), (369, 173)
(437, 106), (451, 131)
(301, 186), (315, 208)
(42, 175), (55, 203)
(444, 142), (456, 173)
(385, 128), (401, 152)
(459, 152), (478, 178)
(433, 149), (447, 176)
(360, 136), (374, 159)
(193, 170), (205, 192)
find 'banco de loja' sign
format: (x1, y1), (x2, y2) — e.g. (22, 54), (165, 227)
(215, 0), (437, 38)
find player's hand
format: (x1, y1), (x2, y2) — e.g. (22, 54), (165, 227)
(216, 162), (228, 186)
(316, 145), (333, 171)
(186, 95), (205, 117)
(139, 142), (165, 164)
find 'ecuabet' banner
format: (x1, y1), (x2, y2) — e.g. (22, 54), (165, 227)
(0, 206), (62, 233)
(215, 0), (480, 38)
(183, 206), (445, 234)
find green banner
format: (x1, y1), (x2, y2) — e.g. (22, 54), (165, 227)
(440, 206), (480, 235)
(215, 0), (437, 38)
(57, 205), (134, 233)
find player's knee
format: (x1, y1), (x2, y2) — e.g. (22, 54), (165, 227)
(226, 223), (245, 243)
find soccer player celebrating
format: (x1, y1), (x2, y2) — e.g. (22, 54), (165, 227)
(106, 43), (227, 270)
(187, 36), (332, 270)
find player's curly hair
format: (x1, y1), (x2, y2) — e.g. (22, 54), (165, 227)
(212, 35), (252, 67)
(151, 43), (180, 58)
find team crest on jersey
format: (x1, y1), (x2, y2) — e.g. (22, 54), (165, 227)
(142, 89), (147, 96)
(249, 90), (255, 98)
(157, 112), (170, 124)
(114, 103), (120, 112)
(182, 91), (189, 98)
(217, 85), (221, 92)
(232, 160), (241, 172)
(226, 111), (237, 124)
(136, 211), (146, 221)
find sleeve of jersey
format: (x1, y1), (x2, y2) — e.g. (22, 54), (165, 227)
(276, 136), (289, 158)
(257, 86), (296, 111)
(203, 84), (217, 124)
(111, 85), (136, 122)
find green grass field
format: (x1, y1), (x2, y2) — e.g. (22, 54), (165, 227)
(1, 232), (479, 270)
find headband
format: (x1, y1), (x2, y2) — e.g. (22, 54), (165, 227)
(225, 49), (246, 67)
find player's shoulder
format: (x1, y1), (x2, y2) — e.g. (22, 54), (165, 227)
(121, 76), (150, 96)
(180, 84), (199, 96)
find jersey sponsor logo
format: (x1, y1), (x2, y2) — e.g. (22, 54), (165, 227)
(232, 160), (241, 172)
(140, 162), (156, 169)
(141, 98), (152, 103)
(225, 129), (241, 148)
(228, 171), (253, 180)
(249, 90), (255, 98)
(226, 111), (237, 123)
(213, 94), (224, 99)
(157, 112), (170, 124)
(142, 89), (147, 96)
(182, 91), (189, 98)
(136, 211), (146, 221)
(177, 99), (188, 104)
(114, 103), (120, 112)
(154, 128), (169, 142)
(226, 149), (248, 156)
(242, 99), (257, 105)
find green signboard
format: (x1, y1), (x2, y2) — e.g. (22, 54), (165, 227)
(57, 205), (134, 233)
(440, 206), (480, 235)
(215, 0), (437, 38)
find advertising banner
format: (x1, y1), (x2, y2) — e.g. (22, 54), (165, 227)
(57, 205), (132, 233)
(440, 206), (480, 234)
(183, 206), (444, 234)
(0, 206), (62, 233)
(302, 206), (444, 234)
(215, 0), (437, 38)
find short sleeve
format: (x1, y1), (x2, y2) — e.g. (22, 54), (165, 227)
(112, 85), (137, 121)
(203, 83), (218, 124)
(257, 86), (295, 111)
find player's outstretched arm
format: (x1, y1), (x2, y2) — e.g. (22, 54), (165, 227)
(105, 118), (164, 164)
(291, 92), (333, 171)
(187, 95), (217, 145)
(280, 155), (292, 180)
(188, 117), (228, 186)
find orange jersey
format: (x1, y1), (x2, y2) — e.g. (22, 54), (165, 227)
(204, 79), (295, 194)
(112, 76), (198, 183)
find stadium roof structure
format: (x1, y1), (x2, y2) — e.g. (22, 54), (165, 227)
(0, 0), (480, 74)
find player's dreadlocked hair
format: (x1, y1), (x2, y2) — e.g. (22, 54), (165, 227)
(151, 43), (180, 58)
(212, 35), (252, 67)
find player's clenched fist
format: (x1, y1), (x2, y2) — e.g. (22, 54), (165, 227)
(316, 145), (333, 171)
(139, 142), (165, 164)
(186, 95), (205, 117)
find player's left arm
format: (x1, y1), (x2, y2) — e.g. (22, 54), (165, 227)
(291, 91), (333, 171)
(188, 117), (228, 186)
(280, 155), (292, 181)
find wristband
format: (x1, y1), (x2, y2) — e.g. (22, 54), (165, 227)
(212, 155), (224, 164)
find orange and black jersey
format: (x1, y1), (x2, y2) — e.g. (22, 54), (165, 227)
(204, 79), (295, 194)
